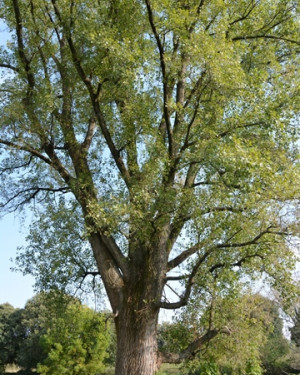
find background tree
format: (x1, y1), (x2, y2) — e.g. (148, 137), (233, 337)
(259, 298), (290, 375)
(37, 302), (109, 375)
(291, 308), (300, 347)
(0, 303), (21, 372)
(0, 0), (299, 374)
(159, 292), (292, 375)
(0, 293), (110, 373)
(14, 292), (76, 371)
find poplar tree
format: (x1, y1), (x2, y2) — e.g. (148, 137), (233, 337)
(0, 1), (299, 374)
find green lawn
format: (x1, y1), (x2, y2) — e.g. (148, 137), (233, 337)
(158, 364), (181, 374)
(3, 364), (20, 373)
(101, 364), (181, 374)
(3, 363), (181, 375)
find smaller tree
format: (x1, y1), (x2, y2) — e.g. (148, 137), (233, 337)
(0, 293), (111, 373)
(37, 302), (109, 375)
(13, 291), (79, 370)
(260, 299), (290, 375)
(181, 293), (269, 375)
(0, 303), (22, 372)
(15, 293), (53, 370)
(291, 308), (300, 347)
(159, 284), (292, 375)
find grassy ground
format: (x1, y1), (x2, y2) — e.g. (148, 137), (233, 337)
(3, 364), (181, 375)
(158, 364), (181, 374)
(3, 364), (20, 373)
(101, 364), (181, 374)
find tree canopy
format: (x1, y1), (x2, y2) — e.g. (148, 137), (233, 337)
(37, 301), (109, 375)
(0, 303), (20, 372)
(159, 292), (292, 375)
(0, 0), (299, 373)
(0, 293), (110, 374)
(291, 307), (300, 347)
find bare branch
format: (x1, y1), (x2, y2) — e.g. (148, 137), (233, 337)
(165, 274), (188, 282)
(0, 139), (52, 165)
(165, 283), (183, 299)
(209, 252), (265, 274)
(164, 225), (288, 308)
(168, 242), (207, 271)
(202, 206), (246, 215)
(1, 186), (70, 210)
(0, 155), (34, 175)
(184, 70), (207, 108)
(162, 247), (215, 309)
(12, 0), (35, 90)
(167, 205), (245, 260)
(196, 0), (206, 15)
(216, 226), (288, 249)
(232, 34), (300, 45)
(218, 121), (265, 138)
(145, 0), (173, 156)
(229, 1), (260, 27)
(0, 63), (19, 72)
(160, 328), (230, 364)
(81, 117), (97, 153)
(144, 0), (166, 79)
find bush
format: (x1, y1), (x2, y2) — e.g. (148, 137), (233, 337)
(37, 302), (109, 375)
(186, 362), (221, 375)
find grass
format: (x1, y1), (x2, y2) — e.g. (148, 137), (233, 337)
(3, 364), (181, 375)
(3, 366), (35, 375)
(4, 364), (20, 373)
(158, 364), (181, 374)
(101, 364), (181, 374)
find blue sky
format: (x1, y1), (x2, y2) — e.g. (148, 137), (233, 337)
(0, 213), (35, 307)
(0, 21), (35, 308)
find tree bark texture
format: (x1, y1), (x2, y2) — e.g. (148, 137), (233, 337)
(114, 305), (159, 375)
(90, 233), (167, 374)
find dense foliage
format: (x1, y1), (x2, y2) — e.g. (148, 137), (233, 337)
(0, 0), (299, 372)
(0, 293), (110, 374)
(0, 303), (21, 372)
(291, 308), (300, 347)
(37, 303), (109, 375)
(159, 293), (293, 375)
(1, 293), (298, 375)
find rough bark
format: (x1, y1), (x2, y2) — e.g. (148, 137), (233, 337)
(114, 304), (160, 375)
(90, 228), (168, 374)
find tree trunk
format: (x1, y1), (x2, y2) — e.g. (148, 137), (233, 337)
(90, 233), (168, 374)
(114, 298), (160, 375)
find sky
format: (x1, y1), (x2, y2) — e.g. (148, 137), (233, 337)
(0, 213), (35, 308)
(0, 20), (35, 308)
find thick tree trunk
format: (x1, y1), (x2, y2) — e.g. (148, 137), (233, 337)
(114, 304), (160, 375)
(90, 232), (169, 374)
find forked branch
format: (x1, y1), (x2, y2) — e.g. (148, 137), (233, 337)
(160, 327), (230, 364)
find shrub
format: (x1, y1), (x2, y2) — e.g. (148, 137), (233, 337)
(37, 302), (109, 375)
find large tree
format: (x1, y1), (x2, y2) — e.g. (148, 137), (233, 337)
(0, 0), (299, 374)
